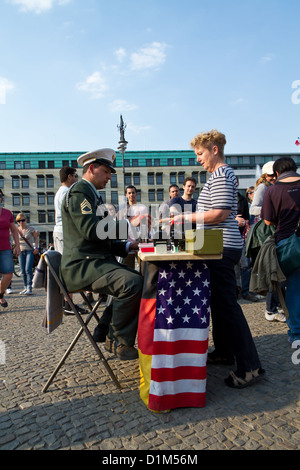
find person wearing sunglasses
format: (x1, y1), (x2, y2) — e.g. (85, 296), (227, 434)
(0, 190), (20, 308)
(15, 213), (39, 295)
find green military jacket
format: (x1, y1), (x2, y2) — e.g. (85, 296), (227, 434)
(60, 179), (128, 292)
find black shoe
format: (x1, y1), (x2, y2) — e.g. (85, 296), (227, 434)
(242, 293), (259, 302)
(93, 325), (109, 343)
(63, 304), (89, 316)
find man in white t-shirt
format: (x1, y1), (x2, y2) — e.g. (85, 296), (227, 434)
(53, 166), (78, 253)
(53, 166), (89, 315)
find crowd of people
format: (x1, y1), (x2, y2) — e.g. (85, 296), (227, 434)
(1, 131), (299, 388)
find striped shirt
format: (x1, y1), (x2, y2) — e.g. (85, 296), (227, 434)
(197, 165), (243, 250)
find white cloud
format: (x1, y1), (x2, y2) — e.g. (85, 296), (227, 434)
(127, 122), (151, 134)
(9, 0), (72, 14)
(130, 42), (167, 71)
(114, 48), (127, 63)
(260, 53), (275, 63)
(76, 71), (108, 99)
(108, 99), (138, 113)
(0, 77), (14, 105)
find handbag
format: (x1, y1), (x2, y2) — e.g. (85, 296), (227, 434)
(18, 229), (40, 267)
(276, 218), (300, 277)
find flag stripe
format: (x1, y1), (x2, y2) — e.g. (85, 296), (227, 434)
(150, 339), (208, 355)
(151, 366), (207, 382)
(149, 392), (206, 411)
(137, 298), (156, 356)
(150, 378), (206, 396)
(151, 352), (207, 369)
(153, 327), (209, 343)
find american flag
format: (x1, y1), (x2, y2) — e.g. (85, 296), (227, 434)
(147, 260), (210, 411)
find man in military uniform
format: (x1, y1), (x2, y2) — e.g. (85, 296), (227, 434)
(60, 148), (143, 360)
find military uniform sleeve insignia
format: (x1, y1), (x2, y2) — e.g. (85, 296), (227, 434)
(80, 199), (93, 214)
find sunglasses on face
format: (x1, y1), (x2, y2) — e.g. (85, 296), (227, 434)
(17, 219), (26, 223)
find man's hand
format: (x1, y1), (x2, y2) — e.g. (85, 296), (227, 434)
(129, 241), (139, 251)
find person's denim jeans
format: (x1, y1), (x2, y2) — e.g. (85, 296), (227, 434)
(277, 237), (300, 342)
(18, 250), (34, 290)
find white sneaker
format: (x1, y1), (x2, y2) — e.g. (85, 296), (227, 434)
(265, 310), (286, 322)
(5, 288), (13, 294)
(19, 289), (27, 295)
(24, 289), (32, 295)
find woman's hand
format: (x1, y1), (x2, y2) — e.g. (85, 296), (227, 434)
(14, 246), (21, 258)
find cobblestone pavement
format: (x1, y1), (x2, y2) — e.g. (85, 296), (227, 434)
(0, 277), (300, 451)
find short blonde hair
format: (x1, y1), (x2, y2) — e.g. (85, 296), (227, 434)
(16, 212), (27, 222)
(190, 129), (227, 158)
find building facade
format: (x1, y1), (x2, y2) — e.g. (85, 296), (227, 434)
(0, 150), (299, 248)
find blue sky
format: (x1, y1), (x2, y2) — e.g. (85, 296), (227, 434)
(0, 0), (300, 155)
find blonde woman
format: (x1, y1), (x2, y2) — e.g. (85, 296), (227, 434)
(174, 130), (265, 388)
(16, 213), (39, 295)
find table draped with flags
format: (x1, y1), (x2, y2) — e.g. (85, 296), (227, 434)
(137, 259), (210, 412)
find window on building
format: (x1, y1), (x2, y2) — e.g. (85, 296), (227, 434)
(170, 172), (177, 184)
(0, 162), (6, 170)
(133, 173), (140, 185)
(71, 160), (78, 168)
(46, 175), (54, 188)
(23, 211), (30, 223)
(125, 173), (131, 186)
(99, 191), (106, 203)
(48, 210), (55, 223)
(37, 175), (45, 188)
(146, 159), (152, 167)
(12, 176), (20, 189)
(21, 175), (29, 188)
(178, 172), (185, 184)
(192, 172), (198, 184)
(136, 189), (141, 202)
(38, 211), (46, 223)
(62, 160), (69, 167)
(38, 193), (46, 205)
(111, 191), (118, 205)
(148, 172), (154, 185)
(24, 161), (31, 169)
(14, 161), (22, 169)
(154, 159), (160, 167)
(22, 193), (30, 206)
(110, 174), (118, 188)
(48, 161), (55, 169)
(132, 159), (139, 167)
(176, 158), (182, 166)
(47, 193), (55, 205)
(0, 177), (4, 189)
(124, 159), (130, 167)
(12, 194), (20, 206)
(200, 172), (206, 184)
(148, 189), (155, 202)
(168, 158), (173, 166)
(156, 173), (163, 185)
(157, 189), (164, 201)
(38, 161), (46, 169)
(189, 157), (196, 165)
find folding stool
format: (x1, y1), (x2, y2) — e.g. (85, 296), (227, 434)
(41, 251), (121, 392)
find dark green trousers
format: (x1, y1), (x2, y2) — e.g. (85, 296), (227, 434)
(88, 266), (143, 347)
